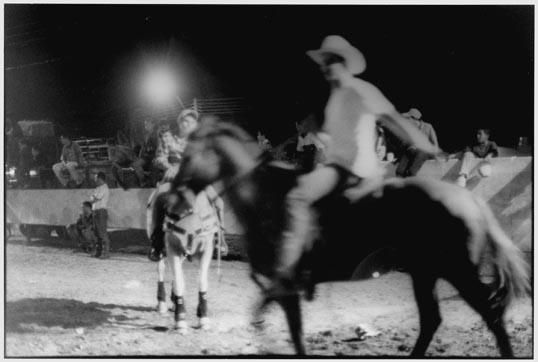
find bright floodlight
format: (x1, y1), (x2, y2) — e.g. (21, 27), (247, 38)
(144, 66), (178, 105)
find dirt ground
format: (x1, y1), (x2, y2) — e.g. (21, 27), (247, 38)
(4, 236), (533, 357)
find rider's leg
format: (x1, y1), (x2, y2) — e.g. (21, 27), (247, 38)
(149, 183), (172, 261)
(275, 166), (340, 284)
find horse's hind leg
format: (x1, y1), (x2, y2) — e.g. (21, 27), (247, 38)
(410, 274), (441, 357)
(446, 263), (513, 357)
(197, 234), (214, 330)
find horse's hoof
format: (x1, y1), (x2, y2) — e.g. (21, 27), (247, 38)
(199, 317), (211, 330)
(174, 320), (188, 334)
(157, 301), (168, 314)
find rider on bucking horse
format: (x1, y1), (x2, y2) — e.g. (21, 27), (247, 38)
(272, 35), (443, 297)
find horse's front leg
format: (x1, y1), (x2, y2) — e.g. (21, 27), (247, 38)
(156, 258), (168, 314)
(167, 241), (188, 334)
(197, 233), (214, 330)
(278, 293), (306, 355)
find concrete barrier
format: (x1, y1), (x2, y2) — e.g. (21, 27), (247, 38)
(6, 188), (243, 235)
(416, 156), (532, 252)
(6, 156), (531, 254)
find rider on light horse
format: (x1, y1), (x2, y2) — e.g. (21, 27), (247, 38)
(273, 35), (442, 296)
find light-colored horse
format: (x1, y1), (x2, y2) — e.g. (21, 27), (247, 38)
(147, 182), (223, 333)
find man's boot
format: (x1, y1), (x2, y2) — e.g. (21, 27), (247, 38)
(99, 238), (110, 259)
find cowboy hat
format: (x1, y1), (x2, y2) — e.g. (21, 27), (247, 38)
(307, 35), (367, 75)
(402, 108), (422, 120)
(178, 108), (199, 121)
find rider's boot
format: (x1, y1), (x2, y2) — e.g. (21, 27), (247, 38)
(172, 295), (188, 334)
(197, 291), (210, 330)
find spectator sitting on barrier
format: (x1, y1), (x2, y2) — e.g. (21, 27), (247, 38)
(108, 139), (138, 190)
(455, 128), (499, 188)
(52, 135), (85, 188)
(16, 138), (33, 188)
(67, 201), (96, 253)
(395, 108), (439, 177)
(132, 119), (159, 187)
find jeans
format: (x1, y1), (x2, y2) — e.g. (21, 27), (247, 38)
(276, 166), (341, 279)
(459, 151), (478, 177)
(52, 161), (82, 186)
(93, 209), (110, 255)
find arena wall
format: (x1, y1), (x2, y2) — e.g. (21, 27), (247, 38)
(6, 157), (531, 252)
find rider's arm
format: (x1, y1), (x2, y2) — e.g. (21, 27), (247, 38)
(377, 113), (441, 156)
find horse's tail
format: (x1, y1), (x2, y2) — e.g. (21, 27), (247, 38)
(476, 196), (530, 305)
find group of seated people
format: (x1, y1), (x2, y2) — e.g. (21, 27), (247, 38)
(259, 107), (502, 189)
(8, 113), (197, 189)
(7, 106), (509, 190)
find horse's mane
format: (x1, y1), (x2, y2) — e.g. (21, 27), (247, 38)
(190, 116), (254, 144)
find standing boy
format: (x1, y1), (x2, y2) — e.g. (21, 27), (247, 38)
(91, 172), (110, 259)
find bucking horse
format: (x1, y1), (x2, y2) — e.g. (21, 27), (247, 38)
(172, 118), (529, 356)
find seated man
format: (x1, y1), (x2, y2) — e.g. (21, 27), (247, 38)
(67, 201), (96, 253)
(108, 140), (138, 189)
(396, 108), (439, 177)
(456, 128), (499, 188)
(52, 135), (85, 188)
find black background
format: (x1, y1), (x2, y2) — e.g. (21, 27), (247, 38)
(5, 5), (534, 151)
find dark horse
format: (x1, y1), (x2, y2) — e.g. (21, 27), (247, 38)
(173, 119), (530, 357)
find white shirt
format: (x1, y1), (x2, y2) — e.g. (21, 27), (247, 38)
(91, 183), (109, 210)
(323, 83), (388, 178)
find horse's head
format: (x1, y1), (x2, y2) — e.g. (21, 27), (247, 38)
(174, 116), (261, 193)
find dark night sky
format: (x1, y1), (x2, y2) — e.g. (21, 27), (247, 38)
(4, 4), (534, 151)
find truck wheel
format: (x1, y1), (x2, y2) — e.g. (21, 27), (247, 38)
(350, 248), (400, 281)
